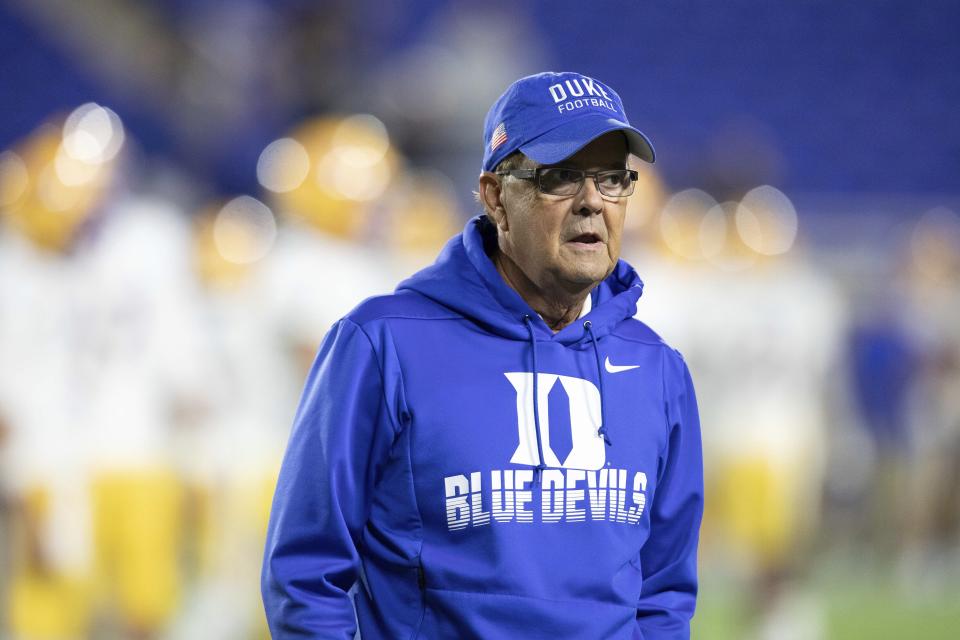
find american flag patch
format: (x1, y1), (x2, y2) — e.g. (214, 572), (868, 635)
(490, 122), (508, 152)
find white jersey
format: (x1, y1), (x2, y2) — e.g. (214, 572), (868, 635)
(0, 228), (97, 572)
(186, 279), (291, 484)
(80, 196), (208, 471)
(0, 231), (90, 491)
(631, 250), (847, 468)
(257, 222), (394, 350)
(190, 222), (394, 482)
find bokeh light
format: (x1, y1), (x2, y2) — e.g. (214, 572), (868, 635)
(212, 195), (277, 264)
(706, 200), (757, 271)
(659, 188), (718, 260)
(736, 185), (799, 255)
(318, 114), (393, 202)
(699, 201), (729, 260)
(257, 138), (311, 193)
(330, 115), (390, 166)
(62, 103), (125, 165)
(270, 115), (401, 239)
(2, 120), (117, 251)
(53, 146), (101, 186)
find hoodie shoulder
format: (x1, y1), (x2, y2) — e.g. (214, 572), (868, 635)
(345, 289), (462, 327)
(614, 318), (691, 394)
(612, 316), (675, 349)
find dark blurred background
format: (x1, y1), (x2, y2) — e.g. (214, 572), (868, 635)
(1, 1), (958, 638)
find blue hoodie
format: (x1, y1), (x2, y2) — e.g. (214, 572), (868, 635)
(262, 215), (704, 639)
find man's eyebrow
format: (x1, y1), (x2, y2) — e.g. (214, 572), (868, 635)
(542, 160), (628, 170)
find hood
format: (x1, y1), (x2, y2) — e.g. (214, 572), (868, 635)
(397, 215), (643, 345)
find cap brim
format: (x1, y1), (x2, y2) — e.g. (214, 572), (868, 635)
(519, 116), (656, 164)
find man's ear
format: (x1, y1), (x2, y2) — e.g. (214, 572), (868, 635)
(478, 172), (508, 231)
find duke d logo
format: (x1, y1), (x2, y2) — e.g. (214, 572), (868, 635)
(505, 372), (606, 470)
(441, 372), (649, 531)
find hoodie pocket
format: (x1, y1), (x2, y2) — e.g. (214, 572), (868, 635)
(410, 558), (427, 639)
(611, 553), (644, 603)
(411, 587), (637, 639)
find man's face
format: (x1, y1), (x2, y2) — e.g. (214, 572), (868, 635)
(499, 131), (629, 292)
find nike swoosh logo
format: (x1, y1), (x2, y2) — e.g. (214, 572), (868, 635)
(605, 357), (640, 373)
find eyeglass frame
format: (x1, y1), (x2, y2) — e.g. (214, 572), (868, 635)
(494, 167), (640, 198)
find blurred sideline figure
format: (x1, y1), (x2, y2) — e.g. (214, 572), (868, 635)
(0, 113), (209, 639)
(171, 113), (439, 639)
(845, 283), (918, 559)
(0, 122), (104, 638)
(82, 194), (206, 639)
(166, 201), (290, 640)
(627, 185), (846, 640)
(899, 209), (960, 589)
(0, 102), (461, 638)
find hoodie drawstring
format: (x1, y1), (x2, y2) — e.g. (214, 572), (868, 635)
(584, 321), (612, 447)
(523, 315), (548, 487)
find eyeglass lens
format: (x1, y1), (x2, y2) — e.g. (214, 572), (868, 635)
(538, 169), (634, 197)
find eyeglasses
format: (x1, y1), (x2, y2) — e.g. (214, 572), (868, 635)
(496, 168), (639, 198)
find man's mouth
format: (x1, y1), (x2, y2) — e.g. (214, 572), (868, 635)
(568, 232), (603, 244)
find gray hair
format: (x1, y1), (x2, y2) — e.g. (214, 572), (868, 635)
(475, 151), (538, 221)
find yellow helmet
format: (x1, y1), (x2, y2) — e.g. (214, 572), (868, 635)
(381, 170), (460, 259)
(0, 105), (123, 252)
(260, 114), (401, 241)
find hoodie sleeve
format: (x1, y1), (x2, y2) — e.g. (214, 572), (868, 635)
(261, 318), (402, 639)
(633, 350), (704, 639)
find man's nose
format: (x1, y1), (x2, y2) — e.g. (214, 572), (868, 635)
(575, 176), (604, 215)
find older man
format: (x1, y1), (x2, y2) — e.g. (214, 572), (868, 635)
(262, 71), (704, 639)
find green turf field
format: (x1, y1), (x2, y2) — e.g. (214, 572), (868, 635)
(692, 572), (960, 639)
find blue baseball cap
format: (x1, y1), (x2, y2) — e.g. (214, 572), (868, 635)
(482, 71), (655, 172)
